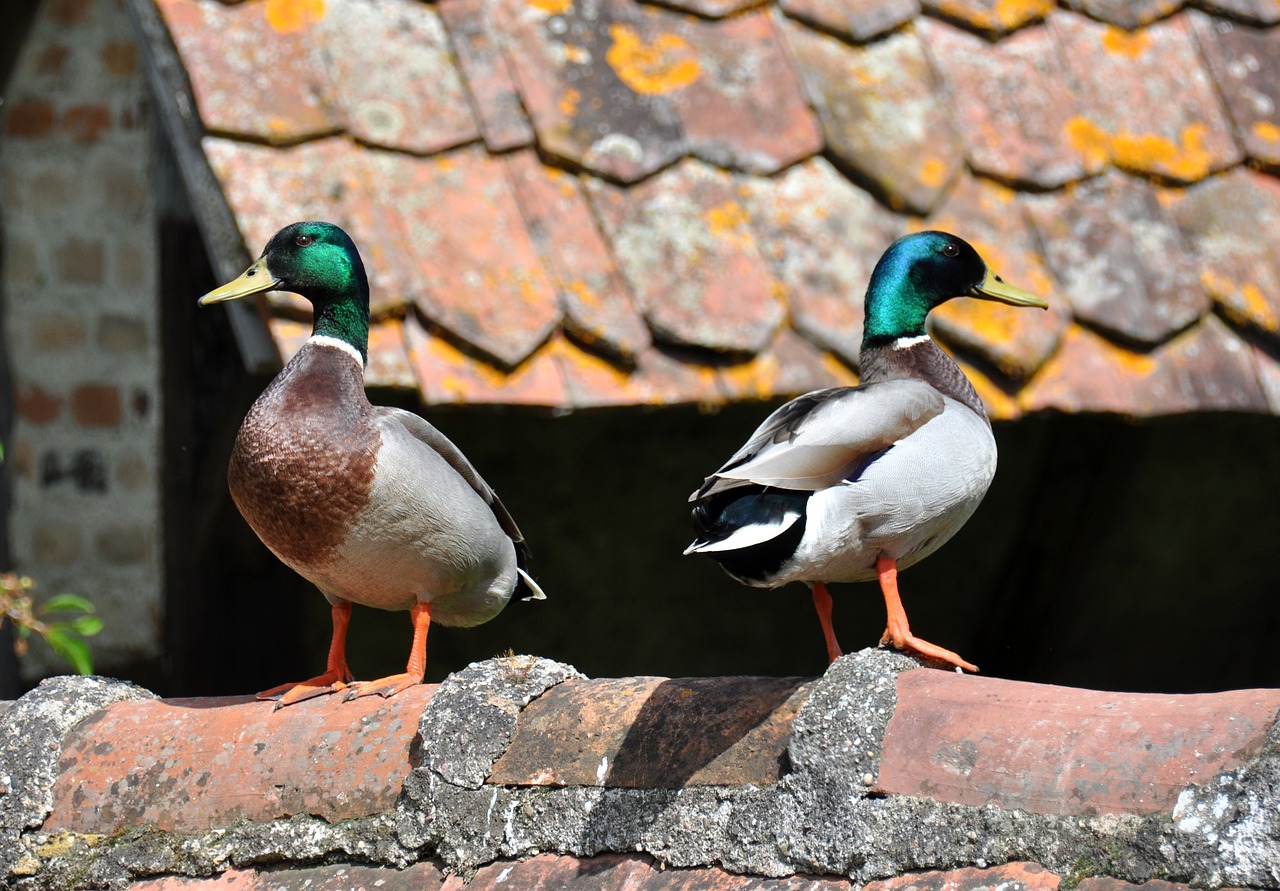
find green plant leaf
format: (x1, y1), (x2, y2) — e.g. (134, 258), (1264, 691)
(45, 628), (93, 675)
(42, 593), (96, 614)
(68, 615), (104, 636)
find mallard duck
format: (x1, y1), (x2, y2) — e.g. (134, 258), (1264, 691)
(199, 221), (544, 708)
(686, 231), (1046, 672)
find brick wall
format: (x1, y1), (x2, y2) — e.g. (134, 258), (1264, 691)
(1, 0), (162, 678)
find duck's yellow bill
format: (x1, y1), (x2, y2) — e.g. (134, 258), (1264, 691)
(198, 258), (279, 306)
(970, 269), (1048, 309)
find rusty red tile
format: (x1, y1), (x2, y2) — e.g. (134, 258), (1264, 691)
(555, 338), (726, 408)
(1062, 0), (1179, 28)
(1018, 318), (1267, 415)
(742, 158), (903, 367)
(715, 328), (858, 403)
(156, 0), (336, 144)
(784, 22), (962, 214)
(1025, 172), (1208, 347)
(921, 0), (1054, 34)
(366, 317), (418, 389)
(954, 353), (1022, 420)
(45, 686), (435, 835)
(461, 853), (856, 890)
(588, 159), (785, 355)
(488, 675), (812, 788)
(778, 0), (917, 43)
(404, 313), (570, 407)
(652, 0), (760, 18)
(1191, 12), (1280, 170)
(878, 668), (1280, 816)
(924, 175), (1066, 381)
(365, 147), (561, 368)
(1049, 10), (1243, 183)
(1168, 168), (1280, 343)
(1196, 0), (1280, 25)
(920, 17), (1097, 189)
(495, 0), (815, 182)
(3, 98), (56, 138)
(319, 0), (478, 155)
(129, 864), (447, 891)
(503, 151), (650, 362)
(437, 0), (535, 152)
(868, 863), (1059, 891)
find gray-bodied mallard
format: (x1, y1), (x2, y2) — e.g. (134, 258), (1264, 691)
(686, 231), (1046, 672)
(200, 221), (544, 707)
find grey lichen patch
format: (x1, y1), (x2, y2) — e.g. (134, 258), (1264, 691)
(0, 676), (153, 884)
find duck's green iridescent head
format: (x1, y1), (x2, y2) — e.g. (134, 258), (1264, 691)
(861, 230), (1047, 348)
(199, 221), (370, 362)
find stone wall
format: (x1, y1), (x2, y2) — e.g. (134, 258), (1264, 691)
(1, 0), (162, 677)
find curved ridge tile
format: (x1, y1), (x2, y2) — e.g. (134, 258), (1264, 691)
(926, 175), (1068, 381)
(502, 151), (651, 362)
(156, 0), (336, 144)
(587, 158), (785, 355)
(367, 147), (562, 369)
(317, 0), (479, 155)
(784, 20), (962, 213)
(921, 0), (1054, 35)
(778, 0), (919, 43)
(1026, 172), (1209, 347)
(1168, 168), (1280, 343)
(1191, 11), (1280, 170)
(1050, 10), (1243, 183)
(741, 157), (903, 367)
(1062, 0), (1183, 29)
(920, 17), (1098, 189)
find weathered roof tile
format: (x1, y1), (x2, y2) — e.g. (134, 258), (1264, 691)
(921, 0), (1054, 36)
(778, 0), (918, 43)
(1193, 0), (1280, 25)
(158, 0), (336, 144)
(437, 0), (536, 153)
(1190, 11), (1280, 170)
(588, 159), (785, 355)
(919, 18), (1097, 189)
(318, 0), (478, 155)
(742, 157), (903, 367)
(557, 338), (726, 407)
(494, 0), (816, 182)
(1063, 0), (1181, 29)
(1049, 10), (1243, 183)
(1025, 172), (1209, 346)
(365, 147), (562, 368)
(1168, 168), (1280, 343)
(784, 21), (963, 213)
(503, 151), (650, 363)
(926, 175), (1068, 380)
(715, 328), (858, 403)
(649, 0), (762, 20)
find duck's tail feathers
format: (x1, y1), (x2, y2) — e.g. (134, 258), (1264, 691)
(517, 567), (547, 601)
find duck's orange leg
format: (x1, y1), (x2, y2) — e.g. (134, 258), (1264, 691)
(876, 555), (978, 673)
(258, 600), (355, 708)
(811, 582), (844, 664)
(345, 602), (432, 700)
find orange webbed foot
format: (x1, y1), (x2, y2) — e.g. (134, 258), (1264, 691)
(257, 669), (352, 708)
(875, 555), (978, 674)
(342, 672), (423, 701)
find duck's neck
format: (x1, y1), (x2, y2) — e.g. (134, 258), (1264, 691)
(860, 336), (989, 424)
(309, 287), (370, 366)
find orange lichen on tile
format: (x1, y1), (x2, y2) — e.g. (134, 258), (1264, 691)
(1064, 116), (1113, 169)
(406, 318), (568, 406)
(918, 156), (950, 190)
(1100, 26), (1151, 58)
(956, 356), (1020, 420)
(262, 0), (326, 34)
(1111, 123), (1216, 182)
(558, 88), (581, 117)
(529, 0), (572, 13)
(929, 0), (1052, 32)
(1253, 121), (1280, 145)
(605, 25), (701, 96)
(1203, 270), (1280, 334)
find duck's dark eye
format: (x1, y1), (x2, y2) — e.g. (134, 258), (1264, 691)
(942, 242), (960, 258)
(295, 234), (313, 247)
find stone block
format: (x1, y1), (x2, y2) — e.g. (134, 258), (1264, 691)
(31, 312), (89, 351)
(32, 522), (82, 566)
(94, 524), (153, 566)
(97, 314), (149, 352)
(70, 383), (122, 427)
(55, 237), (105, 286)
(115, 449), (151, 491)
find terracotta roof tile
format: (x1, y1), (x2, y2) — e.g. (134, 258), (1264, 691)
(1049, 10), (1243, 183)
(741, 157), (902, 367)
(1063, 0), (1181, 29)
(869, 863), (1059, 891)
(1190, 12), (1280, 170)
(1168, 168), (1280, 343)
(502, 150), (651, 363)
(926, 175), (1068, 380)
(555, 338), (726, 408)
(1251, 341), (1280, 413)
(587, 159), (785, 355)
(714, 328), (858, 403)
(778, 0), (918, 43)
(954, 353), (1021, 420)
(158, 0), (336, 144)
(1025, 172), (1209, 347)
(784, 21), (963, 213)
(494, 0), (816, 183)
(1019, 317), (1268, 415)
(437, 0), (536, 153)
(919, 17), (1098, 189)
(319, 0), (477, 155)
(365, 317), (418, 389)
(404, 313), (569, 407)
(920, 0), (1054, 35)
(1194, 0), (1280, 25)
(651, 0), (762, 20)
(365, 147), (561, 368)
